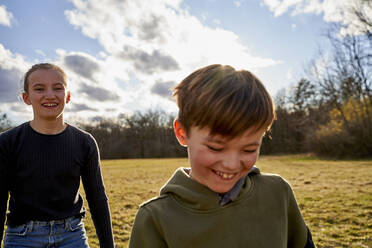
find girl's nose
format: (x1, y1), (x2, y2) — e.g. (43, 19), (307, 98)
(44, 89), (55, 98)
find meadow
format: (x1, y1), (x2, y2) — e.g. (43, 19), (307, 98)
(82, 155), (372, 248)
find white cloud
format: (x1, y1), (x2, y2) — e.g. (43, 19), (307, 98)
(0, 5), (13, 27)
(63, 52), (102, 81)
(264, 0), (303, 17)
(0, 44), (29, 72)
(53, 49), (132, 116)
(234, 1), (242, 7)
(61, 0), (281, 118)
(98, 51), (107, 58)
(291, 23), (296, 29)
(0, 44), (32, 122)
(35, 49), (46, 57)
(286, 68), (293, 80)
(65, 0), (279, 72)
(213, 19), (221, 25)
(262, 0), (370, 35)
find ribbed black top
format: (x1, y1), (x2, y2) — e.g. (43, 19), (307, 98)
(0, 122), (114, 247)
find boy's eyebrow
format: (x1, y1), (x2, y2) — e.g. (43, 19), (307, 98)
(242, 142), (260, 147)
(205, 136), (261, 146)
(205, 136), (225, 144)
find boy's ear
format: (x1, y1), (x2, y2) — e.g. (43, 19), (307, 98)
(174, 119), (187, 147)
(22, 92), (31, 105)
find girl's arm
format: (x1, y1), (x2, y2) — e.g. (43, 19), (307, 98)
(0, 135), (9, 245)
(81, 135), (115, 248)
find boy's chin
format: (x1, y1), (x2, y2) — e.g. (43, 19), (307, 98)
(209, 175), (246, 193)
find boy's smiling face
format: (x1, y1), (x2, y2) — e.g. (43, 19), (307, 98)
(174, 120), (266, 193)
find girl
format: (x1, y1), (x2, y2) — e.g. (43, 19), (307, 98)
(0, 63), (115, 247)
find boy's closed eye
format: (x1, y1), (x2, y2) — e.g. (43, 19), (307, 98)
(242, 144), (260, 153)
(206, 144), (223, 152)
(243, 149), (257, 153)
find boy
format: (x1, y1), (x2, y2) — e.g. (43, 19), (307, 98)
(129, 64), (315, 247)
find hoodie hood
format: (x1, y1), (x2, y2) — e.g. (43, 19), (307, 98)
(160, 167), (260, 211)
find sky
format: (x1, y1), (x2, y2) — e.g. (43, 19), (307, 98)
(0, 0), (362, 125)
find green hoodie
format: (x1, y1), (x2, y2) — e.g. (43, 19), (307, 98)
(129, 167), (308, 248)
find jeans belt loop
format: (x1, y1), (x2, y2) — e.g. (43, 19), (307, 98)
(64, 217), (71, 231)
(28, 220), (34, 233)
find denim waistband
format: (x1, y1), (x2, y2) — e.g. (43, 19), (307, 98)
(29, 216), (79, 226)
(7, 215), (81, 228)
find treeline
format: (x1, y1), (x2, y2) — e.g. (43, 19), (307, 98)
(77, 111), (187, 159)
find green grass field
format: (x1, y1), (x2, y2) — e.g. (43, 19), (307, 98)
(82, 155), (372, 248)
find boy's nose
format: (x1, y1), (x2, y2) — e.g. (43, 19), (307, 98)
(221, 153), (241, 170)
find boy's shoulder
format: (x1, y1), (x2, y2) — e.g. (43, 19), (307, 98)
(255, 172), (287, 181)
(252, 172), (292, 193)
(139, 194), (170, 209)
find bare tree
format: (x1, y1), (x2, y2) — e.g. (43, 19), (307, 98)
(0, 112), (11, 132)
(350, 0), (372, 37)
(306, 10), (372, 157)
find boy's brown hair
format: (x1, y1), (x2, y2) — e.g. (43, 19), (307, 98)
(173, 64), (275, 138)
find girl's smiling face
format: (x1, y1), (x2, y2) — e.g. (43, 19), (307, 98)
(22, 69), (70, 121)
(174, 120), (265, 193)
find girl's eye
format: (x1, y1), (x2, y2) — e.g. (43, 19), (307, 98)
(207, 145), (223, 152)
(34, 88), (43, 91)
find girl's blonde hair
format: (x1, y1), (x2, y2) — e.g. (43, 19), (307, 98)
(23, 63), (67, 93)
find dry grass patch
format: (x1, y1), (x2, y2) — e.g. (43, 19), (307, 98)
(81, 155), (372, 248)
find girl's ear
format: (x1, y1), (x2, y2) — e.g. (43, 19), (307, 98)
(22, 92), (31, 105)
(66, 91), (71, 104)
(174, 119), (187, 147)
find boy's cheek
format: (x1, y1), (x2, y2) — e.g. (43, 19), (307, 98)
(190, 149), (216, 166)
(243, 157), (254, 164)
(242, 154), (259, 167)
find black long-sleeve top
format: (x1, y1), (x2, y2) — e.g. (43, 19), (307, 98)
(0, 122), (115, 247)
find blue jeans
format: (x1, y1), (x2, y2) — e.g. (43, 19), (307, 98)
(4, 216), (89, 248)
